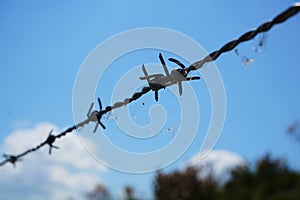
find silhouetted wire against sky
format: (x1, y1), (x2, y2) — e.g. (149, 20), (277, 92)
(0, 2), (299, 168)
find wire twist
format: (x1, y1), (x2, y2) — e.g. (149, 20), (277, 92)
(188, 2), (300, 72)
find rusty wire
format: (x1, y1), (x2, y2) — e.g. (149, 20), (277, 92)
(1, 2), (299, 168)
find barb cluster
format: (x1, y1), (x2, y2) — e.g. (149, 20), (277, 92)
(1, 3), (299, 168)
(139, 53), (200, 101)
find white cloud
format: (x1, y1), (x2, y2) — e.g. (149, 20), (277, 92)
(0, 122), (107, 200)
(187, 150), (246, 184)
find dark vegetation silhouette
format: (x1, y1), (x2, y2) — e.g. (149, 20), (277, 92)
(154, 166), (217, 200)
(86, 184), (112, 200)
(123, 186), (139, 200)
(221, 154), (300, 200)
(85, 184), (140, 200)
(86, 153), (300, 200)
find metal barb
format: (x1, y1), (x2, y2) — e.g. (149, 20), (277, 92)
(45, 129), (59, 155)
(139, 53), (200, 100)
(87, 97), (106, 132)
(3, 154), (22, 168)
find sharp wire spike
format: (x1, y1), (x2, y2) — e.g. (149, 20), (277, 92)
(155, 90), (159, 101)
(168, 57), (186, 69)
(93, 122), (99, 133)
(142, 64), (149, 77)
(98, 98), (102, 110)
(178, 81), (183, 96)
(186, 76), (201, 81)
(159, 53), (170, 77)
(87, 102), (94, 117)
(158, 53), (165, 65)
(99, 121), (106, 129)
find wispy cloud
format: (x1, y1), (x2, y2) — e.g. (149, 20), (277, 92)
(186, 150), (246, 184)
(0, 122), (106, 200)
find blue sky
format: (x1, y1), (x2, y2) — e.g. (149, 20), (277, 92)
(0, 0), (300, 199)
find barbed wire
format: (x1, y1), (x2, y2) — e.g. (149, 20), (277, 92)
(188, 2), (300, 71)
(1, 2), (299, 168)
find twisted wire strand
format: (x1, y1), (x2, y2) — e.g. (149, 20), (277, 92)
(188, 2), (300, 72)
(0, 86), (152, 167)
(1, 3), (299, 168)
